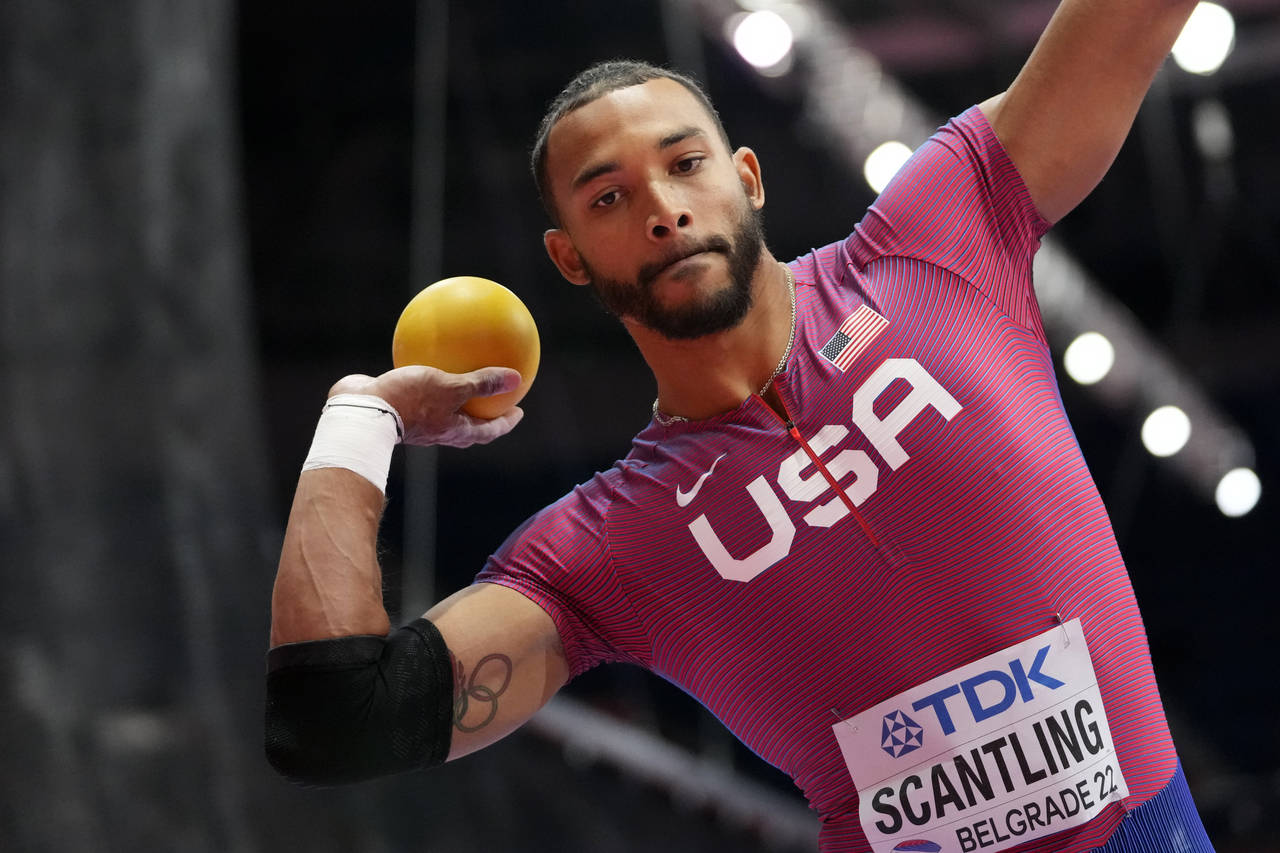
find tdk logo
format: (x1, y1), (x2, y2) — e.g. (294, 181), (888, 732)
(912, 645), (1065, 736)
(881, 710), (924, 758)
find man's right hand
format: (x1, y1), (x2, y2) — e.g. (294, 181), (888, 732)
(329, 365), (525, 448)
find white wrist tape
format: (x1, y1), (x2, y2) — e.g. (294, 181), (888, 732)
(301, 394), (405, 494)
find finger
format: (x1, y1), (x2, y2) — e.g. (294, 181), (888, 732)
(462, 367), (523, 399)
(382, 364), (475, 409)
(431, 407), (525, 448)
(466, 406), (525, 444)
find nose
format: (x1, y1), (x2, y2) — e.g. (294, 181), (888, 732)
(645, 184), (692, 240)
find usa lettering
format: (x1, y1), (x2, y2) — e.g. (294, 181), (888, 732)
(690, 358), (962, 582)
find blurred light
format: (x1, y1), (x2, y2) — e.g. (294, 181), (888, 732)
(1063, 332), (1115, 385)
(733, 11), (794, 70)
(1215, 468), (1261, 517)
(1171, 2), (1235, 75)
(1191, 98), (1234, 161)
(1141, 405), (1191, 457)
(863, 141), (912, 193)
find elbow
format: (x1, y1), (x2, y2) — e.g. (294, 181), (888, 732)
(265, 739), (329, 788)
(263, 620), (455, 787)
(264, 708), (361, 788)
(263, 665), (378, 787)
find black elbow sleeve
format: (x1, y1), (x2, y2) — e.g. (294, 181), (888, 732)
(264, 618), (454, 786)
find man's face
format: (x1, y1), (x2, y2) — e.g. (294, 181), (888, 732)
(542, 79), (767, 340)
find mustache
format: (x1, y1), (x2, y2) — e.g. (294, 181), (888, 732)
(637, 235), (733, 289)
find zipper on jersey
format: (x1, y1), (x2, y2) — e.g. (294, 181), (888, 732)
(750, 392), (885, 553)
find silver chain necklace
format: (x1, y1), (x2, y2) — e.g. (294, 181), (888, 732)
(652, 264), (796, 426)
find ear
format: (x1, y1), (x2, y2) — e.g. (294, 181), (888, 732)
(543, 229), (591, 286)
(732, 147), (765, 210)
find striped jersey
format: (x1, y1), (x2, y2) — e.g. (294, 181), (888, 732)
(475, 107), (1178, 851)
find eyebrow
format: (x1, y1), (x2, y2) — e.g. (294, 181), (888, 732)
(658, 126), (705, 150)
(570, 126), (708, 192)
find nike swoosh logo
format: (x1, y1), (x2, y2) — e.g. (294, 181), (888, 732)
(675, 453), (728, 507)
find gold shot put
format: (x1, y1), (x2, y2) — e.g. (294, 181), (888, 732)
(392, 276), (540, 419)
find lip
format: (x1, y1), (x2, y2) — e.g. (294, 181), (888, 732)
(659, 250), (713, 277)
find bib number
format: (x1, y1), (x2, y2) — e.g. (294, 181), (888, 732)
(832, 620), (1128, 852)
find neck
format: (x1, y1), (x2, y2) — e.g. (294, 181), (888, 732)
(634, 253), (794, 423)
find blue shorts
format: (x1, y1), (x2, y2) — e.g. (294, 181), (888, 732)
(1092, 762), (1213, 852)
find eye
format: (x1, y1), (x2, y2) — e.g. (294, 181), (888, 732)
(674, 155), (705, 174)
(592, 189), (620, 209)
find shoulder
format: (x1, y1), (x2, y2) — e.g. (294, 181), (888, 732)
(841, 105), (1049, 280)
(870, 105), (1033, 230)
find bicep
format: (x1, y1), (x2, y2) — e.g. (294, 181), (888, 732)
(984, 0), (1197, 223)
(426, 582), (570, 760)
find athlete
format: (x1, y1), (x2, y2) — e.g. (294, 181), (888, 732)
(266, 1), (1215, 850)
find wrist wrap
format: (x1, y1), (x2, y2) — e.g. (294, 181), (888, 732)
(301, 394), (404, 494)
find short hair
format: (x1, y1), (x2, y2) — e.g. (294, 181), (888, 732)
(531, 59), (730, 226)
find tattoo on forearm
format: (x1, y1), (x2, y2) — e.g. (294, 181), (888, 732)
(450, 651), (513, 733)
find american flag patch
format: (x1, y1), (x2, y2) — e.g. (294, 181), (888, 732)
(819, 304), (889, 371)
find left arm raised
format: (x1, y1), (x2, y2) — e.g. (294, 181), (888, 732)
(981, 0), (1198, 224)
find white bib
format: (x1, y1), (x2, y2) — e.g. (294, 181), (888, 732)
(832, 619), (1128, 853)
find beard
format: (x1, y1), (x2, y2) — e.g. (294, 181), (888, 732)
(580, 203), (766, 340)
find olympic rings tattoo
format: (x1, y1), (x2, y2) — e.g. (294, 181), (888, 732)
(451, 652), (513, 733)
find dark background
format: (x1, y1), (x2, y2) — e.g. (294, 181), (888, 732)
(2, 0), (1277, 850)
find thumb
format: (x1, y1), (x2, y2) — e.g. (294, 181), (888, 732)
(464, 366), (523, 399)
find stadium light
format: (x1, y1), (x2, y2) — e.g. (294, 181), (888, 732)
(732, 10), (794, 73)
(1063, 332), (1116, 385)
(1171, 2), (1235, 75)
(862, 141), (912, 193)
(1142, 405), (1192, 458)
(1215, 468), (1261, 517)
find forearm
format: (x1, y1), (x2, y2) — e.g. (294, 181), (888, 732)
(986, 0), (1198, 223)
(268, 367), (522, 649)
(270, 467), (391, 646)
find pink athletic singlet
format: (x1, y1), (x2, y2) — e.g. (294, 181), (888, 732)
(476, 107), (1187, 852)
